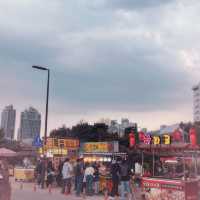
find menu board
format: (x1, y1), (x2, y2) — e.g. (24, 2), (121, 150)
(46, 138), (80, 149)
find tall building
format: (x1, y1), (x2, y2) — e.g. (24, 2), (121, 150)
(1, 105), (16, 140)
(193, 83), (200, 122)
(18, 107), (41, 144)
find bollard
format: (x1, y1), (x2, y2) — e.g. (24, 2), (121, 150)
(33, 183), (37, 192)
(20, 181), (23, 190)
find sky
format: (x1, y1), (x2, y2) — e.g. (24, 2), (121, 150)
(0, 0), (200, 138)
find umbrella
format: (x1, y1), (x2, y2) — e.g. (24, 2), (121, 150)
(0, 148), (16, 157)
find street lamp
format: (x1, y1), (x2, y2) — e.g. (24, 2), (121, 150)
(32, 65), (50, 145)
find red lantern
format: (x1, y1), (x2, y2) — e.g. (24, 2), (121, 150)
(189, 127), (197, 146)
(172, 129), (182, 142)
(129, 132), (135, 147)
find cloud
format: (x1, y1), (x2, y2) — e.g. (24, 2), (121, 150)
(0, 0), (199, 133)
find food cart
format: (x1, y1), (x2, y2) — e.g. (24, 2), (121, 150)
(142, 177), (198, 200)
(14, 167), (35, 181)
(139, 143), (200, 200)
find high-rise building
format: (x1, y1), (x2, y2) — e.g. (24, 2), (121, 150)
(193, 83), (200, 122)
(18, 107), (41, 144)
(1, 105), (16, 140)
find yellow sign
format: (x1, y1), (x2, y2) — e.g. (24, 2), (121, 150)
(163, 134), (171, 145)
(46, 138), (79, 149)
(153, 136), (161, 145)
(83, 142), (115, 153)
(38, 148), (68, 155)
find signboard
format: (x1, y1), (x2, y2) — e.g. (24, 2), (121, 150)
(46, 138), (79, 149)
(142, 178), (185, 200)
(83, 142), (119, 153)
(32, 135), (43, 148)
(142, 134), (171, 145)
(38, 148), (68, 156)
(142, 178), (198, 200)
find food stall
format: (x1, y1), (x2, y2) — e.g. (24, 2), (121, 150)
(142, 177), (198, 200)
(81, 141), (126, 193)
(14, 167), (35, 181)
(38, 137), (80, 170)
(139, 142), (200, 200)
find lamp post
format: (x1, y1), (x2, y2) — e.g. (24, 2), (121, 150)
(32, 65), (50, 146)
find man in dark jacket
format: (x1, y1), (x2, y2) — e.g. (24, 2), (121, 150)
(111, 160), (120, 199)
(120, 159), (131, 200)
(75, 158), (84, 196)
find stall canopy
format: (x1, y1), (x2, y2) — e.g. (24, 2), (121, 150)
(0, 148), (16, 157)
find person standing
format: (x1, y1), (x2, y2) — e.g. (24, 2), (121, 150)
(35, 158), (42, 185)
(0, 160), (11, 200)
(120, 159), (131, 200)
(93, 163), (100, 194)
(75, 158), (84, 196)
(46, 159), (55, 189)
(85, 163), (95, 196)
(40, 158), (46, 189)
(56, 159), (64, 187)
(111, 160), (120, 200)
(62, 158), (73, 194)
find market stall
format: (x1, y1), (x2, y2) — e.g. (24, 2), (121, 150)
(81, 141), (126, 193)
(142, 177), (198, 200)
(138, 143), (200, 200)
(38, 137), (80, 170)
(14, 167), (35, 181)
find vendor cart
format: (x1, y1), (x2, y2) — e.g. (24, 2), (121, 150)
(14, 167), (35, 182)
(142, 177), (198, 200)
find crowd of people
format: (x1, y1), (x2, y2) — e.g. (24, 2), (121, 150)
(35, 157), (141, 199)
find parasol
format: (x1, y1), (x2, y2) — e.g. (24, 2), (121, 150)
(0, 148), (16, 157)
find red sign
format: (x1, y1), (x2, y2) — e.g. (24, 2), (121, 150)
(189, 128), (197, 146)
(142, 178), (184, 191)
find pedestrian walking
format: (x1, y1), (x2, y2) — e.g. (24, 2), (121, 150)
(62, 158), (73, 194)
(85, 163), (95, 196)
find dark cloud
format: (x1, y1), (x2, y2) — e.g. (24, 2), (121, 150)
(105, 0), (174, 10)
(0, 0), (198, 131)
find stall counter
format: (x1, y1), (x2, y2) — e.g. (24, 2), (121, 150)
(142, 177), (199, 200)
(14, 167), (35, 181)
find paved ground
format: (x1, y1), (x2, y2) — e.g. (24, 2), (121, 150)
(11, 179), (141, 200)
(11, 180), (104, 200)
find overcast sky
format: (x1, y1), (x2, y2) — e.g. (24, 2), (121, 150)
(1, 0), (200, 137)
